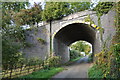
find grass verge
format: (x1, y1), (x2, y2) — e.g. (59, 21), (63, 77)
(65, 56), (83, 66)
(88, 64), (103, 78)
(19, 67), (64, 79)
(70, 56), (83, 62)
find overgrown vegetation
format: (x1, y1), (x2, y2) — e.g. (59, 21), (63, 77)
(70, 50), (81, 60)
(36, 37), (46, 44)
(2, 1), (119, 79)
(2, 54), (61, 78)
(70, 41), (91, 57)
(2, 2), (92, 78)
(43, 54), (61, 69)
(88, 2), (120, 79)
(70, 56), (83, 62)
(69, 41), (91, 63)
(20, 67), (64, 79)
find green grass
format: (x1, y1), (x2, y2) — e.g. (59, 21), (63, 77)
(70, 56), (83, 62)
(64, 56), (83, 66)
(88, 65), (103, 79)
(19, 67), (64, 79)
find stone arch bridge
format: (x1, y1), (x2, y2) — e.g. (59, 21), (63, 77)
(23, 10), (116, 63)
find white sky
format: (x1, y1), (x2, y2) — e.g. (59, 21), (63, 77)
(29, 0), (44, 5)
(29, 0), (99, 7)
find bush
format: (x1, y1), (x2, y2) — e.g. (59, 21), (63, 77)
(26, 57), (43, 66)
(89, 44), (120, 79)
(111, 43), (120, 78)
(43, 54), (61, 69)
(70, 50), (81, 60)
(88, 65), (103, 78)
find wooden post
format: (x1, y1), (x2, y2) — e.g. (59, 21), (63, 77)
(28, 63), (30, 73)
(9, 68), (12, 78)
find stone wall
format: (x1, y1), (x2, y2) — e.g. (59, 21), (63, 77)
(100, 10), (116, 49)
(23, 9), (116, 62)
(23, 25), (50, 60)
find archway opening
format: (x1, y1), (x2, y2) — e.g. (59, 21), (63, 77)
(69, 40), (92, 62)
(53, 23), (96, 63)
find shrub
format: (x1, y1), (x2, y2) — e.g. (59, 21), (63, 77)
(88, 64), (103, 78)
(26, 57), (43, 66)
(43, 54), (61, 69)
(70, 50), (81, 60)
(89, 45), (120, 78)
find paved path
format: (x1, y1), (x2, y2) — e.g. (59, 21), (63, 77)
(52, 56), (93, 78)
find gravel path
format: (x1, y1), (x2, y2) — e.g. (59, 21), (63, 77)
(51, 56), (93, 79)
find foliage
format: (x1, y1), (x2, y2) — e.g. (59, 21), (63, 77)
(2, 2), (29, 29)
(70, 50), (81, 60)
(42, 2), (71, 22)
(92, 2), (114, 27)
(84, 15), (95, 24)
(43, 54), (61, 69)
(13, 3), (42, 26)
(20, 67), (64, 78)
(36, 37), (46, 44)
(88, 2), (120, 79)
(42, 2), (91, 22)
(93, 2), (114, 16)
(2, 26), (26, 70)
(26, 57), (43, 66)
(2, 2), (43, 71)
(2, 2), (29, 12)
(69, 2), (90, 13)
(70, 41), (91, 55)
(70, 56), (83, 62)
(88, 64), (103, 78)
(89, 42), (120, 78)
(113, 2), (120, 43)
(2, 2), (30, 71)
(111, 44), (120, 78)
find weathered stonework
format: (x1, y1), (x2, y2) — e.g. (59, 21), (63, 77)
(23, 10), (116, 63)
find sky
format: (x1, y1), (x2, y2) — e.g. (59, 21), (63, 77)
(29, 0), (44, 6)
(29, 0), (99, 7)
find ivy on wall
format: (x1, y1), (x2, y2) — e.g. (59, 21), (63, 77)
(37, 37), (46, 44)
(88, 2), (120, 78)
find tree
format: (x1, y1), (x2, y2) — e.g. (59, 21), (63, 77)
(92, 2), (114, 16)
(2, 2), (29, 29)
(70, 41), (91, 56)
(42, 2), (91, 21)
(42, 2), (71, 21)
(69, 2), (90, 13)
(2, 2), (29, 70)
(13, 2), (42, 27)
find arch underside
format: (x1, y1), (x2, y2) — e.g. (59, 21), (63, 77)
(53, 23), (96, 63)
